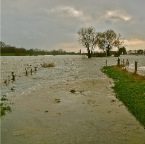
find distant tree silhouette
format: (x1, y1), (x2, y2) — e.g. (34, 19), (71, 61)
(119, 47), (127, 55)
(137, 49), (144, 54)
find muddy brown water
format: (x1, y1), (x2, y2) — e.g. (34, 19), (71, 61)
(1, 55), (145, 144)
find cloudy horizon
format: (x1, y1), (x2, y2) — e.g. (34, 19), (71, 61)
(1, 0), (145, 52)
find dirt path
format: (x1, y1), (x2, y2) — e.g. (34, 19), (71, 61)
(1, 56), (145, 144)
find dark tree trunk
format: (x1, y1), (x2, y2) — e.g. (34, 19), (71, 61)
(106, 49), (110, 56)
(87, 49), (91, 58)
(106, 45), (111, 56)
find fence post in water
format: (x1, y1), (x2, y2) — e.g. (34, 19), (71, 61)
(123, 59), (125, 65)
(106, 60), (107, 66)
(4, 79), (8, 86)
(30, 68), (33, 75)
(11, 72), (16, 81)
(25, 68), (28, 76)
(135, 61), (138, 74)
(117, 58), (120, 66)
(34, 67), (37, 72)
(126, 59), (129, 66)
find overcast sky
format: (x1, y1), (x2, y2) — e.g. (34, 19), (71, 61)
(1, 0), (145, 52)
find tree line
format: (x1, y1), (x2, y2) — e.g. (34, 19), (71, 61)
(0, 42), (77, 56)
(128, 49), (145, 55)
(1, 38), (144, 57)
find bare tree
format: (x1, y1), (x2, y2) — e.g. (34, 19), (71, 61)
(113, 34), (124, 50)
(78, 27), (98, 58)
(97, 29), (123, 56)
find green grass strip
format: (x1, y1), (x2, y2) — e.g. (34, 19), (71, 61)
(102, 66), (145, 127)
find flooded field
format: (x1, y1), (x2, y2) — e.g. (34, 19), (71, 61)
(0, 55), (144, 97)
(1, 55), (145, 144)
(0, 55), (115, 96)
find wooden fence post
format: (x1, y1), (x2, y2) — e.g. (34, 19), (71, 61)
(135, 61), (138, 74)
(11, 72), (16, 81)
(34, 67), (37, 72)
(106, 60), (107, 66)
(126, 59), (129, 66)
(117, 58), (120, 66)
(30, 68), (33, 75)
(25, 68), (28, 76)
(123, 59), (125, 65)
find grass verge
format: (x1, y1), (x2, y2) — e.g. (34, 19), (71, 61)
(102, 66), (145, 127)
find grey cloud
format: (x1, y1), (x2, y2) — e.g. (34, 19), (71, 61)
(2, 0), (145, 51)
(105, 10), (132, 22)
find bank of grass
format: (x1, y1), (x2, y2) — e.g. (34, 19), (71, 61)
(102, 66), (145, 127)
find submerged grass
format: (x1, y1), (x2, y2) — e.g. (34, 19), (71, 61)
(41, 63), (55, 68)
(102, 66), (145, 127)
(0, 95), (12, 117)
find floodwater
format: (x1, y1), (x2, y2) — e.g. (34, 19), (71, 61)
(0, 55), (116, 96)
(0, 55), (145, 144)
(1, 55), (144, 96)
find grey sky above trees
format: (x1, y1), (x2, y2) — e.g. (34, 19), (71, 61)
(1, 0), (145, 52)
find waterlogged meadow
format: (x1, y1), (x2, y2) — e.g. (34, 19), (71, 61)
(0, 55), (145, 97)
